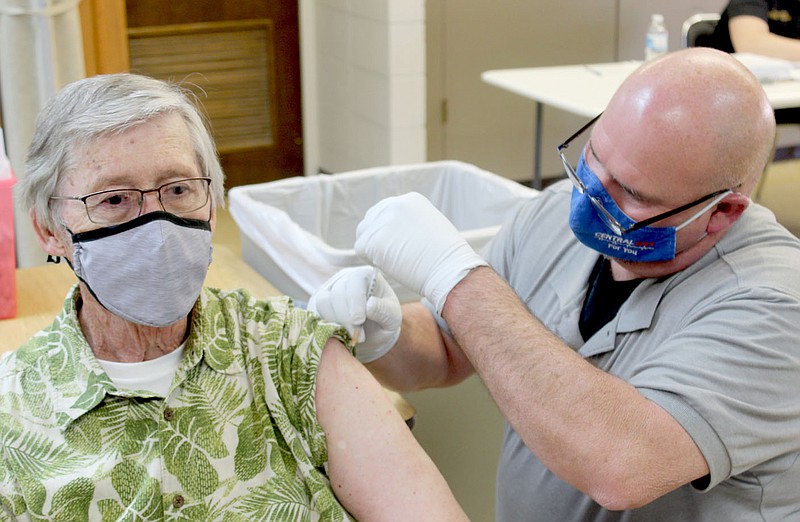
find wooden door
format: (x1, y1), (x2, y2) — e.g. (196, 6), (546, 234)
(123, 1), (303, 188)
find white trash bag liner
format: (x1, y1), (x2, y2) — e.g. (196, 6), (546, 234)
(228, 160), (539, 303)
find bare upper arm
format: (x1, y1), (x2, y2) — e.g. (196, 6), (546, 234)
(315, 338), (467, 521)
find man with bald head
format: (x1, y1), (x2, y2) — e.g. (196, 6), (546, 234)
(308, 48), (800, 519)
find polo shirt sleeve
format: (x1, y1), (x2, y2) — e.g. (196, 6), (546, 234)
(630, 285), (800, 490)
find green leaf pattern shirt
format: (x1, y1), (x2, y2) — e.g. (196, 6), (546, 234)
(0, 286), (354, 521)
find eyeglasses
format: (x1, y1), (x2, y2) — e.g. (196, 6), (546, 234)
(50, 177), (212, 226)
(557, 113), (732, 235)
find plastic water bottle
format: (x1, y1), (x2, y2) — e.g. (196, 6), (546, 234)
(645, 14), (668, 61)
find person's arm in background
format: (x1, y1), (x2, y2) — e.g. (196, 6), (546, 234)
(729, 15), (800, 60)
(316, 338), (468, 521)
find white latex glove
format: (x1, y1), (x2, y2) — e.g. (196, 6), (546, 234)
(308, 266), (402, 363)
(355, 192), (488, 314)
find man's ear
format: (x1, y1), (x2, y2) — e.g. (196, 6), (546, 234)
(706, 193), (750, 235)
(31, 209), (69, 257)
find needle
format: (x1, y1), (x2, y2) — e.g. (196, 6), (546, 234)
(351, 266), (379, 348)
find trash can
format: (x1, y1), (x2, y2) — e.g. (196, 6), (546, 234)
(227, 160), (539, 303)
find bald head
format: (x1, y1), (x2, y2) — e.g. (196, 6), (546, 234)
(597, 48), (775, 197)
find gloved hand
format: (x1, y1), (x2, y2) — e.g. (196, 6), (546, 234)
(308, 266), (402, 363)
(355, 192), (488, 314)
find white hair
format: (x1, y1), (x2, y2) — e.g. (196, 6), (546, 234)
(19, 73), (225, 231)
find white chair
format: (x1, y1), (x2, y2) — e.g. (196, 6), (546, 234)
(681, 13), (721, 48)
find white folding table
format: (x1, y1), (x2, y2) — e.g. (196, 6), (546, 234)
(483, 60), (800, 188)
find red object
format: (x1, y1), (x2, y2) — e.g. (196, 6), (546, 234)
(0, 144), (16, 319)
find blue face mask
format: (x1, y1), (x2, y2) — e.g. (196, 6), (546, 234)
(568, 153), (728, 263)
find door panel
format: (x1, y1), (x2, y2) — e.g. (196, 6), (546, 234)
(427, 0), (618, 183)
(126, 0), (303, 188)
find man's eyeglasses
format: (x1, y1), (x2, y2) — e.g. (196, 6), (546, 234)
(557, 113), (731, 235)
(50, 177), (212, 226)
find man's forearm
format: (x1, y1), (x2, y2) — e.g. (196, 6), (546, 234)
(440, 267), (708, 509)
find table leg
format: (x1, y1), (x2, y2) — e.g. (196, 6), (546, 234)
(533, 101), (543, 190)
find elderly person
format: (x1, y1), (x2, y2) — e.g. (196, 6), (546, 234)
(310, 48), (800, 520)
(0, 74), (467, 521)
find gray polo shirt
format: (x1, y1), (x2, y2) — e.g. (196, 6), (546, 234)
(487, 180), (800, 521)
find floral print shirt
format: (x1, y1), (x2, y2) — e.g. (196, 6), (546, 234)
(0, 286), (352, 521)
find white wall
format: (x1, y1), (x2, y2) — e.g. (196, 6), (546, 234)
(312, 0), (426, 174)
(301, 0), (730, 180)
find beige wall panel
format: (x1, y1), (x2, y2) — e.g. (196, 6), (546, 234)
(427, 0), (617, 184)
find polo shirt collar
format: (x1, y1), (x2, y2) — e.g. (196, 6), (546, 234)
(579, 276), (666, 357)
(578, 244), (725, 357)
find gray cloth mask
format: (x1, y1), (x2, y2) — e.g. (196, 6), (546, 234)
(68, 211), (212, 327)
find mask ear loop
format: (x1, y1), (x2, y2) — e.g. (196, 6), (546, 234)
(45, 218), (81, 265)
(44, 219), (73, 264)
(672, 191), (731, 256)
(674, 190), (732, 232)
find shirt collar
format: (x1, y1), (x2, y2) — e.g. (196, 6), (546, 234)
(44, 286), (116, 428)
(184, 288), (244, 375)
(50, 287), (243, 430)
